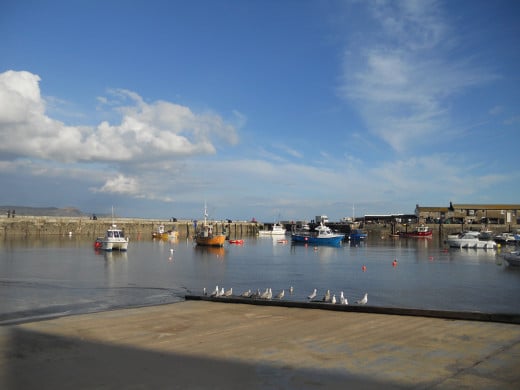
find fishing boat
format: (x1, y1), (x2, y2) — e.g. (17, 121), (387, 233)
(291, 223), (344, 246)
(399, 225), (432, 238)
(100, 224), (129, 251)
(194, 205), (226, 247)
(152, 225), (169, 240)
(258, 222), (286, 236)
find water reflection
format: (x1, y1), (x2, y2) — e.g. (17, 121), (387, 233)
(193, 245), (225, 259)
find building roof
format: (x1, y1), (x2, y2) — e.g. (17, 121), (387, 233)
(452, 204), (520, 210)
(416, 207), (449, 212)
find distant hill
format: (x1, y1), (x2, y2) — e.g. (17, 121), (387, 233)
(0, 206), (87, 217)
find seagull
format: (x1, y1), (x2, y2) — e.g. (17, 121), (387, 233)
(275, 289), (284, 299)
(340, 291), (348, 305)
(308, 288), (317, 300)
(356, 293), (368, 305)
(289, 286), (294, 295)
(219, 287), (225, 297)
(251, 289), (261, 299)
(260, 288), (269, 299)
(267, 288), (273, 300)
(203, 287), (207, 296)
(331, 294), (336, 304)
(210, 285), (219, 297)
(224, 287), (233, 297)
(241, 289), (252, 298)
(322, 289), (331, 302)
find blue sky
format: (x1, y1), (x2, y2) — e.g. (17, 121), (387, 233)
(1, 0), (519, 221)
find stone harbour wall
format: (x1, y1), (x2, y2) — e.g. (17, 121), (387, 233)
(0, 216), (260, 238)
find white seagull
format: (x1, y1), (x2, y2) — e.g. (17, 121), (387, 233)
(267, 288), (273, 300)
(224, 287), (233, 297)
(331, 294), (336, 304)
(219, 287), (225, 297)
(308, 288), (317, 300)
(289, 286), (294, 295)
(275, 289), (284, 299)
(210, 285), (219, 297)
(322, 289), (331, 302)
(260, 288), (270, 299)
(356, 293), (368, 305)
(340, 291), (348, 305)
(241, 289), (252, 298)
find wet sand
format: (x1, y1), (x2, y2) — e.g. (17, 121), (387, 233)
(1, 300), (520, 389)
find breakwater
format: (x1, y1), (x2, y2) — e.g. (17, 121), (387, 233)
(1, 216), (517, 239)
(0, 216), (259, 238)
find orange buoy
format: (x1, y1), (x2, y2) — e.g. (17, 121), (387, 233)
(362, 265), (367, 272)
(392, 259), (397, 267)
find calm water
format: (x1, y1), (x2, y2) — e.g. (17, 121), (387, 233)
(1, 234), (519, 324)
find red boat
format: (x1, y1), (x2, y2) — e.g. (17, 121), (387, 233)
(399, 225), (432, 238)
(94, 238), (103, 249)
(229, 239), (244, 245)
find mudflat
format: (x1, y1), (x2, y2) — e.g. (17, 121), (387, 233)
(1, 300), (520, 389)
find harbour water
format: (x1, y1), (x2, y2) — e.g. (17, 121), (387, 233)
(1, 234), (519, 324)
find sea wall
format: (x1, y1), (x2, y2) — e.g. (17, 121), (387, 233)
(0, 216), (260, 238)
(1, 216), (517, 239)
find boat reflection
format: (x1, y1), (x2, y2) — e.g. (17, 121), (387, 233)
(103, 250), (128, 261)
(194, 245), (225, 258)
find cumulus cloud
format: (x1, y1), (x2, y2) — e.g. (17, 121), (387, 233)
(0, 70), (239, 164)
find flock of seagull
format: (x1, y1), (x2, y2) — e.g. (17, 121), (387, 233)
(204, 285), (368, 305)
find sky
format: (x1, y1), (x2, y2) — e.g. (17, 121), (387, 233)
(1, 0), (519, 222)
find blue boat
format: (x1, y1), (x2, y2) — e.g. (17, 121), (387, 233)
(349, 229), (368, 240)
(291, 223), (345, 246)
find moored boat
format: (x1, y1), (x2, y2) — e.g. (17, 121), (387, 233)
(493, 232), (517, 245)
(101, 224), (129, 251)
(503, 251), (520, 266)
(446, 231), (496, 249)
(349, 229), (368, 240)
(399, 225), (432, 238)
(94, 237), (103, 249)
(194, 204), (226, 247)
(258, 222), (286, 236)
(152, 225), (169, 240)
(291, 223), (344, 246)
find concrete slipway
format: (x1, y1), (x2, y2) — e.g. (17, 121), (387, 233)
(1, 300), (520, 389)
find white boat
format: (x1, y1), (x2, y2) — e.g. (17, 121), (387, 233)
(101, 224), (129, 251)
(446, 231), (496, 249)
(503, 251), (520, 266)
(493, 232), (517, 245)
(258, 222), (286, 236)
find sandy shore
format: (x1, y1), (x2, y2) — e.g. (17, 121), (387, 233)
(1, 300), (520, 389)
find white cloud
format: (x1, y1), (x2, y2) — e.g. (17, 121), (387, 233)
(0, 70), (239, 164)
(340, 1), (497, 152)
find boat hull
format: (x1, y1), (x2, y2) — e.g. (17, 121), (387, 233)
(291, 234), (343, 246)
(446, 239), (496, 249)
(195, 235), (226, 247)
(503, 252), (520, 266)
(152, 232), (169, 240)
(399, 231), (432, 238)
(102, 239), (129, 251)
